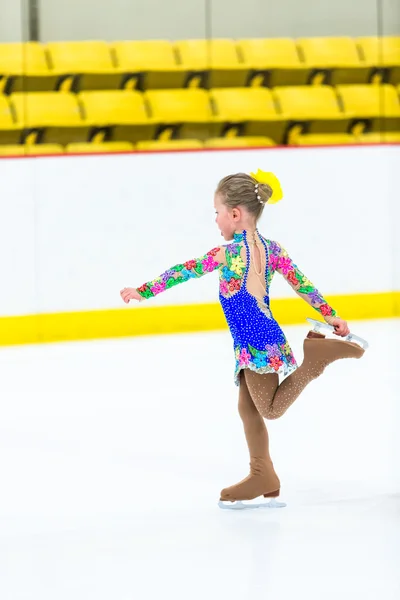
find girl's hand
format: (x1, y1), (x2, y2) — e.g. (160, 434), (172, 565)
(120, 287), (142, 304)
(331, 317), (350, 337)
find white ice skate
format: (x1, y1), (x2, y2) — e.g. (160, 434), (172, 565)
(218, 497), (286, 510)
(306, 318), (369, 350)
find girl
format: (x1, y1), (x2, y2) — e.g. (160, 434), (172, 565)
(120, 170), (364, 509)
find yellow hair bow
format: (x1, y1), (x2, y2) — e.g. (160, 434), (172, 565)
(250, 169), (283, 204)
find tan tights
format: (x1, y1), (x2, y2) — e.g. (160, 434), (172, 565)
(220, 335), (364, 501)
(219, 364), (330, 501)
(243, 357), (325, 421)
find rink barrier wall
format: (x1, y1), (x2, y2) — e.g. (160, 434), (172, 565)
(0, 144), (398, 343)
(0, 291), (398, 346)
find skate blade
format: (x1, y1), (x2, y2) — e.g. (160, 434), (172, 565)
(218, 498), (286, 510)
(306, 318), (369, 350)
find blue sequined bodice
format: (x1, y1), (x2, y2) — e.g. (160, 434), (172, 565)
(218, 230), (297, 384)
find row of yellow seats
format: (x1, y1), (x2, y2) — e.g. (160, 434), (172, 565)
(1, 85), (400, 137)
(1, 132), (400, 157)
(2, 85), (400, 127)
(0, 138), (274, 156)
(0, 37), (399, 93)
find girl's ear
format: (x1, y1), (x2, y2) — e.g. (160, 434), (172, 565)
(232, 207), (241, 221)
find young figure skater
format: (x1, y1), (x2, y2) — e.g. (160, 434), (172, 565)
(121, 170), (365, 509)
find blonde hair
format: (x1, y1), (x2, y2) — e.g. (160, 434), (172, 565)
(216, 172), (273, 220)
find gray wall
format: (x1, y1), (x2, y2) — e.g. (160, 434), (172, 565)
(1, 0), (399, 43)
(38, 0), (400, 41)
(0, 0), (25, 42)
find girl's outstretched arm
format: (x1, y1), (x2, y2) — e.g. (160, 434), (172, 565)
(269, 240), (350, 336)
(121, 246), (225, 303)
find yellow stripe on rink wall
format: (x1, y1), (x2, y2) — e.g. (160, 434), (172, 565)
(0, 291), (399, 347)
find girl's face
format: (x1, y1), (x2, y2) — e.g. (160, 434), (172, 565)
(214, 193), (237, 241)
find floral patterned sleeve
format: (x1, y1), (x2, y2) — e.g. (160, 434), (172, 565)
(267, 240), (338, 322)
(136, 246), (224, 299)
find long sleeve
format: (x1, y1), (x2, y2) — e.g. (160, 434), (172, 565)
(136, 246), (224, 299)
(268, 240), (338, 322)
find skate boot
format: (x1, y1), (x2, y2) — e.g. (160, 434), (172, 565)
(307, 318), (369, 350)
(218, 457), (286, 510)
(303, 319), (366, 378)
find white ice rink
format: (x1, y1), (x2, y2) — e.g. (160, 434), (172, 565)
(0, 318), (399, 600)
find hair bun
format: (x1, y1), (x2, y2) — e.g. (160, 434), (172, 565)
(250, 169), (283, 204)
(255, 182), (270, 205)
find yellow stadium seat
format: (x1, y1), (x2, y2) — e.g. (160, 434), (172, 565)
(294, 133), (356, 146)
(145, 89), (219, 140)
(47, 41), (114, 73)
(357, 36), (400, 65)
(146, 89), (212, 122)
(0, 95), (20, 144)
(210, 88), (285, 142)
(66, 142), (134, 153)
(25, 144), (64, 154)
(174, 39), (248, 87)
(79, 90), (154, 143)
(11, 92), (85, 145)
(0, 144), (63, 156)
(0, 42), (55, 92)
(273, 86), (343, 119)
(357, 132), (400, 143)
(211, 88), (278, 121)
(273, 85), (347, 138)
(297, 37), (369, 84)
(357, 37), (400, 83)
(237, 38), (308, 86)
(0, 145), (26, 156)
(136, 139), (203, 151)
(79, 90), (149, 125)
(337, 84), (400, 131)
(46, 41), (119, 91)
(113, 40), (185, 89)
(204, 136), (276, 148)
(0, 42), (48, 75)
(12, 92), (82, 127)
